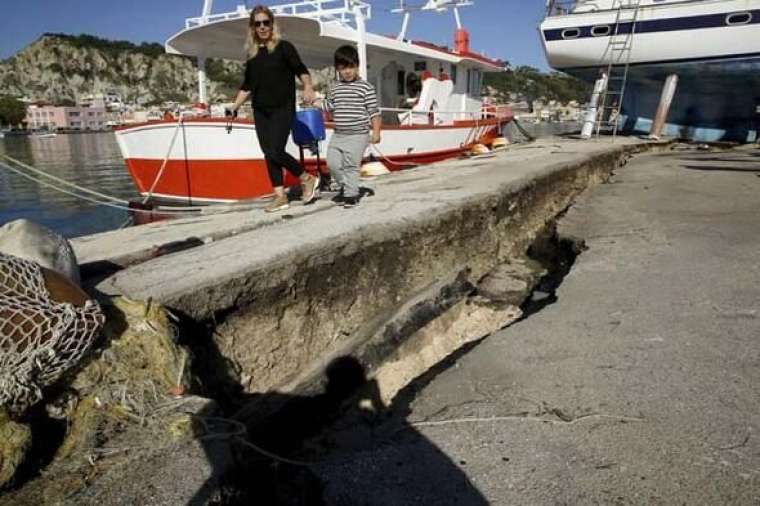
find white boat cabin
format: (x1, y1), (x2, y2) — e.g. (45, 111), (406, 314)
(165, 0), (506, 126)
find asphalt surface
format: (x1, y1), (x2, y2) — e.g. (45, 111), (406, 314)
(314, 145), (760, 505)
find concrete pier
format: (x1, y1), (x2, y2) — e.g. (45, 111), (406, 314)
(310, 144), (760, 505)
(72, 137), (667, 402)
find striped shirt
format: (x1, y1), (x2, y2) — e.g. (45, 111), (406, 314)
(325, 78), (380, 134)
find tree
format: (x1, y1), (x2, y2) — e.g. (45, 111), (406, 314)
(0, 96), (27, 127)
(484, 67), (591, 111)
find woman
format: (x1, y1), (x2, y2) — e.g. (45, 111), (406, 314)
(230, 5), (318, 212)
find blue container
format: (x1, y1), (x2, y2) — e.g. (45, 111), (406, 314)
(292, 108), (326, 146)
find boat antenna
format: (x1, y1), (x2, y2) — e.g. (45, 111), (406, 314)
(393, 1), (473, 40)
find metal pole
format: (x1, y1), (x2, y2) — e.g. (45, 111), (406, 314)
(197, 0), (214, 105)
(201, 0), (213, 19)
(354, 4), (368, 79)
(197, 57), (208, 105)
(648, 74), (678, 140)
(581, 73), (608, 139)
(397, 11), (411, 40)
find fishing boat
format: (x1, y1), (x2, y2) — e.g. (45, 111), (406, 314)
(114, 0), (512, 204)
(540, 0), (760, 142)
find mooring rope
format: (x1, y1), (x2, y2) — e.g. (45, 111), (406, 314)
(0, 157), (195, 216)
(142, 116), (185, 205)
(2, 154), (129, 204)
(367, 144), (422, 169)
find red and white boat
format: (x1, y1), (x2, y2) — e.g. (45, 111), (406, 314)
(115, 0), (513, 204)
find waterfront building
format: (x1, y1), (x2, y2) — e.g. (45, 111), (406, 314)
(25, 103), (109, 131)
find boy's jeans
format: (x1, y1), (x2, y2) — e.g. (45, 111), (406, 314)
(326, 133), (369, 198)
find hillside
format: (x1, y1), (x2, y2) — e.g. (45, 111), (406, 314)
(0, 34), (244, 105)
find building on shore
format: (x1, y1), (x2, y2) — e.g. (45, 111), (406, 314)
(25, 103), (109, 131)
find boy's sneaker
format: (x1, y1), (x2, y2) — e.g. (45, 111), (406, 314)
(343, 196), (359, 208)
(265, 195), (290, 213)
(331, 189), (345, 204)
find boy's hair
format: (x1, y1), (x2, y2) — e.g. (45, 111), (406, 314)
(334, 45), (359, 68)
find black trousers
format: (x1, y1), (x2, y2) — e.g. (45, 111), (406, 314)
(253, 103), (304, 187)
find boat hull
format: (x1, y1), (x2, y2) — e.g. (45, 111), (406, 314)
(541, 0), (760, 142)
(115, 117), (510, 203)
(567, 56), (760, 142)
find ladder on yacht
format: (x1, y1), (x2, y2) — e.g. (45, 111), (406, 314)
(596, 0), (643, 140)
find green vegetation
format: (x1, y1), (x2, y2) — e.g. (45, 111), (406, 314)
(485, 66), (591, 111)
(0, 96), (26, 126)
(42, 33), (165, 58)
(205, 58), (241, 97)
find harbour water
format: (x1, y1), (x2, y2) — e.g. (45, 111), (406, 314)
(0, 132), (138, 238)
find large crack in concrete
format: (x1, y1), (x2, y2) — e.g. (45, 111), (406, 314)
(175, 214), (590, 504)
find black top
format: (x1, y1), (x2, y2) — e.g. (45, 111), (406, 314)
(239, 40), (309, 109)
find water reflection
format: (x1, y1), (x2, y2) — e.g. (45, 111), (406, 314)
(0, 133), (138, 238)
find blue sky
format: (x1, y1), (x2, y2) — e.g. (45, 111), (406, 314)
(0, 0), (551, 70)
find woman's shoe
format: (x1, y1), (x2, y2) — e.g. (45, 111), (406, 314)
(301, 173), (320, 204)
(265, 195), (290, 213)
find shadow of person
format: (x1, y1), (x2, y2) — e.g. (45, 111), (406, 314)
(187, 342), (489, 505)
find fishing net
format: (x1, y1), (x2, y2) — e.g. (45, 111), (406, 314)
(0, 251), (104, 414)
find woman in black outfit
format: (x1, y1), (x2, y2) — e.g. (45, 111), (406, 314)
(231, 4), (318, 212)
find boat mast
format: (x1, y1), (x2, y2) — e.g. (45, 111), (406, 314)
(197, 0), (214, 105)
(394, 1), (412, 41)
(352, 0), (368, 79)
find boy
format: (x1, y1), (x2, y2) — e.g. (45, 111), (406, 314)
(322, 45), (381, 208)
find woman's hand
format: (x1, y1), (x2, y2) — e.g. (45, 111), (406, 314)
(302, 85), (316, 105)
(370, 131), (382, 144)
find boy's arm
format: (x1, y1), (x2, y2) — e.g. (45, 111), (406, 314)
(370, 115), (382, 144)
(366, 83), (381, 144)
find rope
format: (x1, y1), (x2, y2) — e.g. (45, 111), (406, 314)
(0, 158), (196, 216)
(142, 117), (184, 205)
(367, 144), (422, 169)
(510, 118), (537, 143)
(2, 155), (128, 204)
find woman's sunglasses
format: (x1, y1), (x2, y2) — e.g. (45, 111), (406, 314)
(254, 19), (272, 28)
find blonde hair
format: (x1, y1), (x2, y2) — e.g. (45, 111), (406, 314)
(246, 5), (281, 58)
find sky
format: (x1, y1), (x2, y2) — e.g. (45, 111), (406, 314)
(0, 0), (551, 70)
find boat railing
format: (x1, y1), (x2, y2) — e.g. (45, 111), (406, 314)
(544, 0), (581, 17)
(186, 0), (371, 28)
(379, 105), (511, 126)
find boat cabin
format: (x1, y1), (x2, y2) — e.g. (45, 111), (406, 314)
(165, 0), (506, 126)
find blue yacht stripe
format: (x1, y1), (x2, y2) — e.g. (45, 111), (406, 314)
(543, 9), (760, 41)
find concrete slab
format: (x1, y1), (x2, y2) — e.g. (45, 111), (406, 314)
(75, 136), (668, 397)
(326, 145), (760, 504)
(71, 137), (653, 270)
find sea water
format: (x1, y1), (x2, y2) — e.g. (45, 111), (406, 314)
(0, 132), (138, 238)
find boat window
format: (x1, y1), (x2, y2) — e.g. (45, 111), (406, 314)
(406, 73), (422, 98)
(591, 25), (611, 37)
(397, 70), (406, 95)
(450, 63), (458, 85)
(726, 12), (752, 25)
(414, 61), (427, 71)
(561, 28), (581, 39)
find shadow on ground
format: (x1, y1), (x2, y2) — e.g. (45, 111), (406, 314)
(182, 315), (489, 506)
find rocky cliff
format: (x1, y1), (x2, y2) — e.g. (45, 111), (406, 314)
(0, 33), (334, 105)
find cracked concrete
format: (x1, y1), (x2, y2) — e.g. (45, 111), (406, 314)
(81, 137), (666, 398)
(312, 145), (760, 505)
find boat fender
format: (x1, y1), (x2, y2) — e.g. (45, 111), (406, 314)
(360, 161), (390, 178)
(469, 143), (490, 155)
